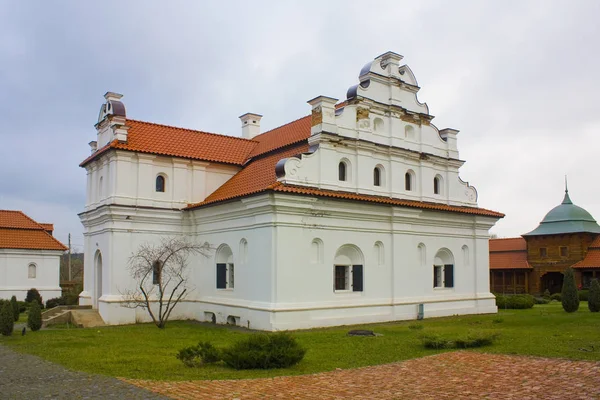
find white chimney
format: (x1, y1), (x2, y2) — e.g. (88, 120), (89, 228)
(239, 113), (262, 139)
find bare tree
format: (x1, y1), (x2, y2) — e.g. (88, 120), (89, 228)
(121, 237), (210, 328)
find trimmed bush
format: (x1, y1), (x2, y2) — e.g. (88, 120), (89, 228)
(550, 293), (562, 302)
(10, 296), (19, 322)
(407, 323), (424, 330)
(533, 297), (549, 305)
(543, 289), (551, 299)
(420, 334), (451, 349)
(176, 341), (221, 367)
(0, 301), (14, 336)
(561, 267), (579, 313)
(454, 332), (500, 349)
(27, 300), (42, 331)
(578, 290), (589, 302)
(25, 288), (44, 309)
(221, 332), (306, 370)
(495, 294), (534, 309)
(588, 279), (600, 312)
(46, 297), (66, 309)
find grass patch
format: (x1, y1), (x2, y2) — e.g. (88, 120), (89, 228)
(1, 303), (599, 381)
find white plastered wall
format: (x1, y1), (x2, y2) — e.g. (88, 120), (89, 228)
(0, 249), (62, 301)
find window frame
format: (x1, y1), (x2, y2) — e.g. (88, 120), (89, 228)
(217, 262), (235, 289)
(152, 261), (161, 285)
(155, 175), (166, 193)
(539, 247), (547, 258)
(373, 167), (381, 187)
(334, 264), (363, 292)
(405, 172), (412, 191)
(434, 176), (440, 195)
(433, 264), (454, 289)
(559, 246), (568, 258)
(338, 161), (347, 182)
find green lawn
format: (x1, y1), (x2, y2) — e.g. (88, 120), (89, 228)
(1, 302), (599, 381)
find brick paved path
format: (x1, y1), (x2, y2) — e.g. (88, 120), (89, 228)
(129, 352), (600, 400)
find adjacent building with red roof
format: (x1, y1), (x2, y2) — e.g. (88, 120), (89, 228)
(490, 189), (600, 294)
(79, 52), (503, 329)
(0, 210), (66, 301)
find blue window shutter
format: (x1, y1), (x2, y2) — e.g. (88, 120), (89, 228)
(352, 265), (363, 292)
(216, 263), (227, 289)
(444, 264), (454, 288)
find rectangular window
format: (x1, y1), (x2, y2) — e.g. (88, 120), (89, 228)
(335, 265), (348, 290)
(582, 271), (593, 289)
(434, 265), (454, 288)
(560, 246), (568, 257)
(152, 261), (161, 285)
(216, 263), (227, 289)
(539, 247), (547, 257)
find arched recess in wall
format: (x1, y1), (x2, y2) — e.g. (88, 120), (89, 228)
(94, 250), (103, 309)
(338, 158), (351, 182)
(405, 125), (415, 140)
(333, 244), (364, 292)
(434, 174), (443, 195)
(374, 164), (385, 187)
(216, 244), (234, 289)
(405, 169), (416, 191)
(374, 241), (384, 266)
(28, 263), (37, 279)
(311, 238), (323, 264)
(418, 243), (426, 267)
(373, 117), (384, 133)
(239, 239), (248, 263)
(98, 176), (104, 200)
(462, 245), (470, 267)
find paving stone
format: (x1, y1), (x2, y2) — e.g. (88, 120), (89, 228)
(0, 344), (166, 400)
(128, 352), (600, 400)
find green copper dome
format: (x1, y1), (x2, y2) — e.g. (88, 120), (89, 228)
(523, 190), (600, 236)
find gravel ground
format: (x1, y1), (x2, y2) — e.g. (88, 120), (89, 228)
(0, 344), (168, 400)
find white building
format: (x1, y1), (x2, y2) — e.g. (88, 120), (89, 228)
(79, 52), (503, 330)
(0, 210), (65, 301)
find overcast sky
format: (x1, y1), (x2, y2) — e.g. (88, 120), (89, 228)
(1, 0), (599, 249)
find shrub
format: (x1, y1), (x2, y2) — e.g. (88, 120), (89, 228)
(578, 290), (589, 302)
(543, 289), (551, 299)
(492, 317), (504, 324)
(454, 332), (500, 348)
(176, 341), (222, 367)
(10, 296), (19, 322)
(550, 293), (562, 302)
(495, 294), (534, 309)
(561, 267), (579, 313)
(27, 300), (42, 331)
(46, 297), (66, 309)
(588, 279), (600, 312)
(25, 288), (44, 309)
(533, 297), (549, 305)
(221, 332), (306, 370)
(420, 334), (451, 349)
(0, 301), (14, 336)
(407, 323), (424, 330)
(62, 292), (79, 305)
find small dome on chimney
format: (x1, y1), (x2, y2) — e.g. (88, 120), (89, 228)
(98, 92), (126, 123)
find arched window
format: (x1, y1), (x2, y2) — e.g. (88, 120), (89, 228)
(156, 175), (165, 192)
(216, 244), (234, 289)
(333, 245), (364, 292)
(338, 161), (347, 181)
(28, 263), (36, 279)
(311, 238), (323, 264)
(374, 167), (381, 187)
(433, 248), (454, 288)
(152, 261), (162, 285)
(434, 175), (443, 195)
(405, 172), (412, 191)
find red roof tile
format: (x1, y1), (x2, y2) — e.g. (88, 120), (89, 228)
(489, 238), (527, 252)
(489, 251), (531, 270)
(573, 235), (600, 269)
(248, 116), (311, 158)
(40, 223), (54, 232)
(81, 119), (258, 167)
(0, 211), (67, 251)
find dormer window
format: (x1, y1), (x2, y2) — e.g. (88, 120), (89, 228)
(338, 162), (347, 182)
(156, 175), (165, 192)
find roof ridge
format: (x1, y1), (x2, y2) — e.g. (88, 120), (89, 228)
(251, 114), (310, 140)
(126, 119), (259, 144)
(490, 237), (524, 240)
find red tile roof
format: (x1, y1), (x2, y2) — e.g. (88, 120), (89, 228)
(573, 235), (600, 269)
(80, 119), (258, 167)
(40, 223), (54, 232)
(248, 116), (311, 158)
(489, 237), (527, 252)
(0, 211), (67, 251)
(489, 238), (530, 270)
